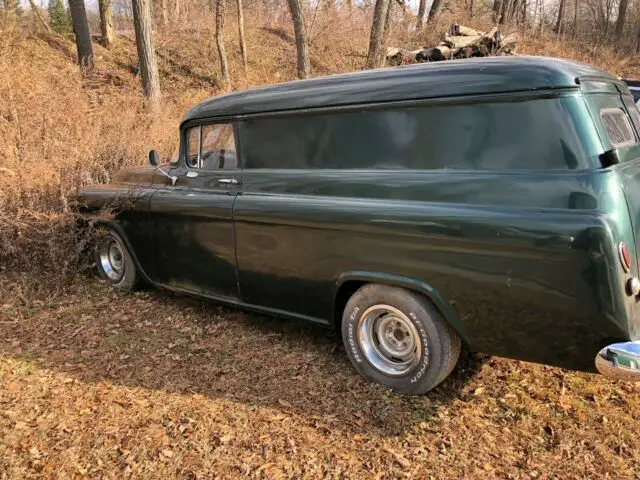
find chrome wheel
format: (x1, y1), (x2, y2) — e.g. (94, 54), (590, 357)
(98, 235), (125, 282)
(357, 304), (422, 376)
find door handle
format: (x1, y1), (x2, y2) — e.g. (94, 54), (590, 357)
(218, 178), (239, 185)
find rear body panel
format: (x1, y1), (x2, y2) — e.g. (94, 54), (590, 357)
(234, 168), (633, 371)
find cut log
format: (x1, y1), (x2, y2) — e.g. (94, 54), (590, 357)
(443, 33), (483, 48)
(415, 46), (452, 62)
(387, 24), (517, 65)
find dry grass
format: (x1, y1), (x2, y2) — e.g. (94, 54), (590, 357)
(0, 279), (639, 478)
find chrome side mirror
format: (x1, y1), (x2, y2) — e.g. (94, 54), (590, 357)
(596, 341), (640, 382)
(148, 149), (178, 186)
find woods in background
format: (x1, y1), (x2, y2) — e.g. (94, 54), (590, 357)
(3, 0), (640, 105)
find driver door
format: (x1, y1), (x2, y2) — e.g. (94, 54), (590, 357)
(149, 122), (241, 300)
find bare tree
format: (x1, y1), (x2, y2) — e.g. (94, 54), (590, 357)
(236, 0), (248, 73)
(427, 0), (444, 22)
(555, 0), (565, 32)
(131, 0), (161, 106)
(287, 0), (310, 79)
(416, 0), (426, 29)
(493, 0), (503, 22)
(27, 0), (53, 33)
(99, 0), (115, 48)
(68, 0), (94, 69)
(2, 0), (18, 27)
(366, 0), (389, 69)
(499, 0), (513, 24)
(615, 0), (629, 42)
(378, 0), (392, 67)
(161, 0), (168, 25)
(215, 0), (230, 88)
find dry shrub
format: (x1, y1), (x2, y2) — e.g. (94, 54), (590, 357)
(0, 33), (195, 288)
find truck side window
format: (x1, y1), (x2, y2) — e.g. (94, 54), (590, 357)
(185, 124), (236, 170)
(200, 124), (237, 170)
(240, 97), (591, 171)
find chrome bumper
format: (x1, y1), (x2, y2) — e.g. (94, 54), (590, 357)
(595, 341), (640, 381)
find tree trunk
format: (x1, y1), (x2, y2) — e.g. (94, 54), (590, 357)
(161, 0), (168, 25)
(236, 0), (247, 73)
(28, 0), (52, 33)
(512, 0), (519, 22)
(287, 0), (310, 79)
(499, 0), (512, 24)
(215, 0), (230, 88)
(132, 0), (161, 106)
(99, 0), (115, 48)
(68, 0), (94, 70)
(378, 0), (392, 67)
(366, 0), (389, 69)
(615, 0), (628, 43)
(554, 0), (565, 32)
(415, 0), (426, 30)
(427, 0), (443, 22)
(174, 0), (179, 19)
(493, 0), (503, 23)
(572, 0), (577, 38)
(3, 0), (18, 27)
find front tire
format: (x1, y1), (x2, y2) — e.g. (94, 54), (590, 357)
(95, 229), (140, 292)
(342, 284), (461, 395)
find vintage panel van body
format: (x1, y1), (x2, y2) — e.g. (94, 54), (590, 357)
(79, 56), (640, 394)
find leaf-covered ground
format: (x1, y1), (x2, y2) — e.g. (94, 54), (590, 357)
(1, 279), (639, 479)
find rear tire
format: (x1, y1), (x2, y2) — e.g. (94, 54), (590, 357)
(95, 229), (140, 292)
(341, 284), (461, 395)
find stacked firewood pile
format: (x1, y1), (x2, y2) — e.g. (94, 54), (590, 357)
(386, 24), (518, 66)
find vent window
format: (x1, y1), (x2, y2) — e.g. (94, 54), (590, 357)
(600, 108), (636, 148)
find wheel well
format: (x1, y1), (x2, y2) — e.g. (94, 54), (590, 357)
(333, 280), (367, 330)
(333, 279), (467, 345)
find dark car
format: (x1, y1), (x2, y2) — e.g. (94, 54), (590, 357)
(78, 56), (640, 394)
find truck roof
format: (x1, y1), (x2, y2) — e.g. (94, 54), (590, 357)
(182, 55), (618, 123)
